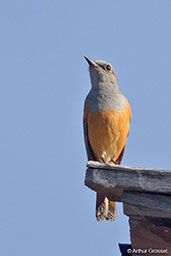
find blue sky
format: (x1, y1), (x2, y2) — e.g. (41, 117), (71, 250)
(0, 1), (171, 255)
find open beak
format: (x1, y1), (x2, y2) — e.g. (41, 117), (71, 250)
(84, 56), (97, 67)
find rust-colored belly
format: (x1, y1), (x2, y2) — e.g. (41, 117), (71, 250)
(84, 101), (131, 163)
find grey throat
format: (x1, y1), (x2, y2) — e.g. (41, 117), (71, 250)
(85, 87), (127, 112)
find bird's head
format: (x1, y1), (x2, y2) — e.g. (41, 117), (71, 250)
(84, 56), (118, 89)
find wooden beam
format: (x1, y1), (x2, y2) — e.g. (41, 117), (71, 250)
(129, 217), (171, 254)
(85, 161), (171, 253)
(123, 191), (171, 218)
(85, 161), (171, 202)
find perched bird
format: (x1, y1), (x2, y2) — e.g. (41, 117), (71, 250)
(83, 56), (131, 222)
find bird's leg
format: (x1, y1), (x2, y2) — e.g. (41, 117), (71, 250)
(111, 159), (118, 165)
(100, 151), (111, 164)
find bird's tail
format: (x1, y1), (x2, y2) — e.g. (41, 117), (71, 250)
(96, 193), (117, 222)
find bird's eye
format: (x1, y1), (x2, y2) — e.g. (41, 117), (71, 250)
(106, 65), (111, 71)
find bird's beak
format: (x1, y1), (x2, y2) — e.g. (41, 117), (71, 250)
(84, 56), (97, 67)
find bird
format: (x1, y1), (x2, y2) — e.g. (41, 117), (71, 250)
(83, 56), (131, 222)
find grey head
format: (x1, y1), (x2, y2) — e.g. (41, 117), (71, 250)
(84, 56), (126, 112)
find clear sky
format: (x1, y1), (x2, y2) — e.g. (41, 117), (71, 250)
(0, 1), (171, 255)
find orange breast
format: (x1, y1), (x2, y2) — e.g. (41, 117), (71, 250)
(84, 100), (131, 163)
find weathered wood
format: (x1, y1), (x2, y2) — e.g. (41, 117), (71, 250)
(129, 217), (171, 256)
(85, 161), (171, 252)
(123, 191), (171, 218)
(85, 161), (171, 202)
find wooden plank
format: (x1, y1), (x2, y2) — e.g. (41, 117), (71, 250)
(129, 217), (171, 255)
(85, 161), (171, 252)
(85, 161), (171, 201)
(123, 191), (171, 218)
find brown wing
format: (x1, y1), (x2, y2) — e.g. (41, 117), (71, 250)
(114, 99), (131, 165)
(83, 105), (96, 161)
(83, 119), (96, 161)
(115, 146), (126, 164)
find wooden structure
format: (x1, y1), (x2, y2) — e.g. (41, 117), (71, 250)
(85, 161), (171, 256)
